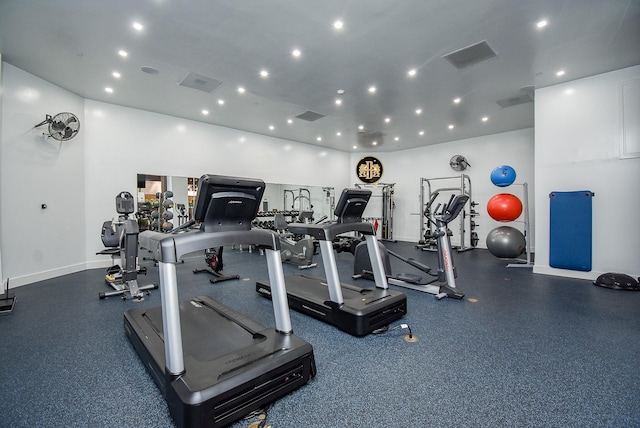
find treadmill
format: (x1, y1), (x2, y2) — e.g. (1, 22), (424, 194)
(256, 188), (407, 337)
(124, 174), (316, 428)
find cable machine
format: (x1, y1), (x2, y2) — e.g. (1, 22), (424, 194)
(418, 174), (477, 252)
(283, 188), (312, 211)
(354, 183), (395, 241)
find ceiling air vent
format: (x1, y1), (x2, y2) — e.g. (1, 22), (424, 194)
(178, 72), (223, 93)
(358, 131), (384, 146)
(295, 111), (325, 122)
(496, 93), (534, 108)
(443, 40), (497, 69)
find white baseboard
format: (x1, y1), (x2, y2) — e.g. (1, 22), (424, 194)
(532, 265), (601, 281)
(7, 260), (112, 288)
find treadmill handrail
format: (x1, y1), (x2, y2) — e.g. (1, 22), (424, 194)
(287, 221), (375, 241)
(144, 228), (281, 263)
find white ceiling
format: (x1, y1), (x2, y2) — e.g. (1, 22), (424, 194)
(1, 0), (638, 152)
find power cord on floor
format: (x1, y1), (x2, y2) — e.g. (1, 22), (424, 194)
(372, 323), (417, 342)
(244, 403), (273, 428)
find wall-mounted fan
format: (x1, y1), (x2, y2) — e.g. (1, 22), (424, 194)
(34, 112), (80, 141)
(449, 155), (470, 171)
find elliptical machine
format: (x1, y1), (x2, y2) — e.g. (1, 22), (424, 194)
(353, 192), (469, 300)
(96, 191), (158, 300)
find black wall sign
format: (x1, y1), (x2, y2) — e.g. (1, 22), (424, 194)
(356, 156), (383, 184)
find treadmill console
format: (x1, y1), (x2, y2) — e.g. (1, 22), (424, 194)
(194, 174), (265, 232)
(334, 188), (372, 224)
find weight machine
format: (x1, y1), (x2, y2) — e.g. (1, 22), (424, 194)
(418, 174), (477, 252)
(354, 182), (395, 241)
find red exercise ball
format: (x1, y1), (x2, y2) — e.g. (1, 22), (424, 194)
(487, 193), (522, 222)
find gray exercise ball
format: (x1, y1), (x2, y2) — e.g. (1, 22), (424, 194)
(486, 226), (526, 258)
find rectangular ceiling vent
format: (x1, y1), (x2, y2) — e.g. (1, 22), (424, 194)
(443, 40), (497, 69)
(496, 93), (534, 108)
(358, 131), (384, 146)
(178, 72), (223, 93)
(295, 111), (325, 122)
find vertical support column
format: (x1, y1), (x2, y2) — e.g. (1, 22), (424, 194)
(265, 248), (293, 334)
(159, 261), (184, 376)
(364, 234), (389, 290)
(319, 240), (344, 304)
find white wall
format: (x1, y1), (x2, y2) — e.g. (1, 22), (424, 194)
(0, 62), (87, 286)
(351, 128), (535, 248)
(0, 64), (352, 286)
(82, 101), (352, 268)
(534, 65), (640, 280)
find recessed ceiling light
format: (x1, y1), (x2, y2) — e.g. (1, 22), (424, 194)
(335, 98), (342, 105)
(482, 116), (489, 122)
(292, 49), (301, 57)
(333, 20), (344, 30)
(104, 87), (114, 93)
(556, 70), (565, 77)
(260, 70), (269, 78)
(448, 124), (455, 129)
(132, 22), (143, 31)
(368, 86), (377, 93)
(112, 71), (121, 78)
(287, 119), (293, 124)
(372, 141), (377, 146)
(385, 117), (391, 123)
(217, 99), (224, 105)
(202, 109), (209, 115)
(269, 125), (275, 130)
(359, 125), (365, 130)
(415, 108), (422, 115)
(394, 137), (400, 141)
(317, 136), (322, 141)
(453, 97), (461, 104)
(238, 86), (245, 93)
(536, 19), (548, 29)
(337, 89), (346, 95)
(353, 145), (357, 149)
(118, 50), (128, 57)
(408, 69), (417, 77)
(336, 131), (342, 136)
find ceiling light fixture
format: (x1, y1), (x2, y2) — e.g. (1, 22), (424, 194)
(333, 20), (344, 30)
(536, 19), (548, 29)
(482, 116), (489, 122)
(415, 108), (422, 115)
(118, 50), (128, 57)
(112, 71), (121, 78)
(336, 131), (342, 136)
(368, 86), (377, 93)
(237, 86), (245, 93)
(556, 70), (566, 77)
(335, 99), (342, 105)
(269, 125), (275, 130)
(292, 49), (301, 57)
(353, 145), (357, 149)
(317, 136), (322, 141)
(217, 99), (224, 105)
(104, 87), (114, 93)
(287, 119), (293, 124)
(132, 22), (143, 31)
(337, 89), (346, 95)
(385, 117), (391, 123)
(448, 124), (455, 129)
(358, 125), (365, 130)
(372, 141), (377, 146)
(419, 131), (425, 136)
(453, 97), (461, 104)
(394, 137), (399, 141)
(408, 69), (417, 77)
(260, 70), (269, 78)
(202, 109), (209, 115)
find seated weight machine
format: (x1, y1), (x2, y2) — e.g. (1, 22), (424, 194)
(353, 192), (468, 300)
(273, 211), (317, 269)
(96, 191), (158, 300)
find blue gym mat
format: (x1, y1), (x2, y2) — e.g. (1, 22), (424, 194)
(549, 190), (594, 271)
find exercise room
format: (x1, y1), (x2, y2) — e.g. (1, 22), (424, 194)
(1, 1), (639, 427)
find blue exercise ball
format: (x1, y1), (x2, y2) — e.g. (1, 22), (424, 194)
(486, 226), (525, 258)
(490, 165), (516, 187)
